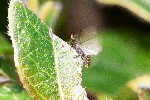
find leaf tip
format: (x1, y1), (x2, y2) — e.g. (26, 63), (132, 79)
(8, 0), (22, 36)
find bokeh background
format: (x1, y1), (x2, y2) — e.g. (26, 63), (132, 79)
(1, 0), (150, 100)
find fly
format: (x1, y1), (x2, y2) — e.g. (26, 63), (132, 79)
(71, 34), (90, 68)
(71, 26), (102, 68)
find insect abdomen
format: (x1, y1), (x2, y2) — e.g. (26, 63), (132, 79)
(85, 55), (90, 68)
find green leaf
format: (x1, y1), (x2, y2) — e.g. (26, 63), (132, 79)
(0, 84), (31, 100)
(0, 35), (13, 55)
(38, 0), (49, 6)
(96, 0), (150, 23)
(0, 56), (18, 81)
(8, 0), (88, 99)
(113, 75), (150, 100)
(0, 68), (11, 84)
(113, 86), (138, 100)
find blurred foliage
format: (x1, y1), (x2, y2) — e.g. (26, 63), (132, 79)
(38, 1), (62, 28)
(82, 28), (150, 99)
(27, 0), (62, 29)
(0, 35), (13, 55)
(113, 75), (150, 100)
(113, 86), (138, 100)
(38, 0), (49, 6)
(139, 88), (150, 100)
(28, 0), (39, 13)
(0, 56), (18, 81)
(0, 84), (31, 100)
(27, 0), (68, 40)
(96, 0), (150, 23)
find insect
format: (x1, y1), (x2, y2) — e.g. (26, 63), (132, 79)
(71, 26), (101, 68)
(71, 34), (90, 67)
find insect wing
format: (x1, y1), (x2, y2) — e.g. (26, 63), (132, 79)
(78, 38), (101, 55)
(77, 26), (102, 55)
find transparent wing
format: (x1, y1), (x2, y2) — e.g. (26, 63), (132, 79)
(78, 38), (102, 55)
(76, 26), (102, 55)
